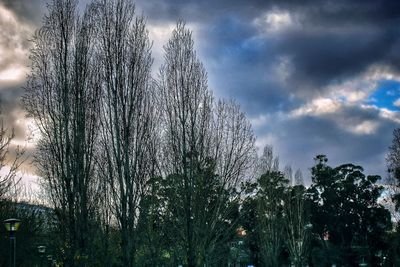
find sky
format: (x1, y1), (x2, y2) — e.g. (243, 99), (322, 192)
(0, 0), (400, 184)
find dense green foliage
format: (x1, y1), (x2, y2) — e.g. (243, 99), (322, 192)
(307, 155), (392, 266)
(238, 156), (394, 267)
(1, 153), (396, 267)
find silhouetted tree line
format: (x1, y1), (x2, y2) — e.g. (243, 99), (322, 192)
(0, 0), (399, 266)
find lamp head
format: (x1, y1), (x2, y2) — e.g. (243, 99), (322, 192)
(3, 218), (21, 232)
(38, 245), (46, 254)
(304, 223), (313, 230)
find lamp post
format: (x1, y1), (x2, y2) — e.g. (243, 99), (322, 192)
(3, 218), (21, 267)
(38, 246), (46, 267)
(47, 255), (53, 267)
(359, 257), (367, 267)
(235, 227), (247, 266)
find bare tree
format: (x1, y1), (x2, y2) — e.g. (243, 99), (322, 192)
(0, 118), (24, 199)
(294, 168), (304, 186)
(158, 22), (213, 267)
(158, 22), (255, 267)
(213, 99), (256, 185)
(94, 0), (157, 266)
(283, 184), (311, 267)
(257, 145), (279, 177)
(386, 128), (400, 223)
(387, 128), (400, 172)
(23, 0), (101, 265)
(205, 99), (255, 264)
(284, 165), (293, 186)
(256, 147), (311, 267)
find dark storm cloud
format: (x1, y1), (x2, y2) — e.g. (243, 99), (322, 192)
(277, 28), (396, 93)
(135, 0), (272, 22)
(3, 0), (400, 99)
(282, 0), (400, 27)
(266, 105), (398, 178)
(0, 81), (37, 174)
(0, 0), (35, 142)
(136, 0), (400, 99)
(0, 0), (45, 25)
(0, 0), (92, 26)
(193, 15), (292, 114)
(0, 5), (32, 74)
(1, 0), (400, 179)
(133, 0), (400, 178)
(0, 82), (26, 139)
(6, 0), (398, 105)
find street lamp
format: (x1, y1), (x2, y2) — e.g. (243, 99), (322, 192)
(304, 223), (313, 230)
(38, 245), (46, 253)
(234, 227), (247, 266)
(38, 246), (46, 267)
(3, 218), (21, 267)
(359, 257), (367, 267)
(47, 255), (53, 267)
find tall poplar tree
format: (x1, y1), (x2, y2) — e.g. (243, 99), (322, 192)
(158, 23), (255, 266)
(23, 1), (101, 265)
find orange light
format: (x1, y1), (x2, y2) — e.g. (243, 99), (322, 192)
(236, 227), (247, 237)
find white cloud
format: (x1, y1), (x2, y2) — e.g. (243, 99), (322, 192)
(394, 98), (400, 107)
(287, 64), (400, 137)
(250, 113), (271, 128)
(0, 3), (17, 24)
(0, 65), (28, 81)
(254, 10), (297, 33)
(147, 21), (200, 71)
(347, 120), (379, 135)
(0, 3), (33, 83)
(147, 22), (175, 71)
(254, 134), (277, 155)
(290, 97), (341, 117)
(274, 55), (293, 85)
(324, 64), (400, 104)
(289, 99), (393, 135)
(148, 22), (176, 45)
(379, 107), (400, 124)
(10, 117), (40, 149)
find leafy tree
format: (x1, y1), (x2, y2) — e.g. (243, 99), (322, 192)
(241, 169), (289, 267)
(256, 170), (288, 266)
(135, 176), (172, 267)
(307, 155), (392, 266)
(242, 147), (310, 267)
(240, 189), (261, 266)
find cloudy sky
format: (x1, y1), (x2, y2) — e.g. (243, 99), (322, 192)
(1, 0), (400, 183)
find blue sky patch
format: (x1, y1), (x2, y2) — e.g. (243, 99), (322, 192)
(367, 80), (400, 110)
